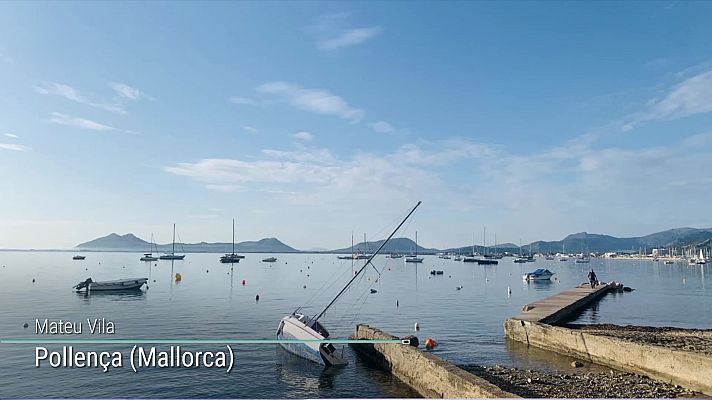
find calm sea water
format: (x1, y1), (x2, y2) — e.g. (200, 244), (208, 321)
(0, 252), (709, 398)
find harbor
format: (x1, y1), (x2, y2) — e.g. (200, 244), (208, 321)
(1, 249), (709, 398)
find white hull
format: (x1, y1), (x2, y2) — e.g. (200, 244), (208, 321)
(523, 269), (554, 282)
(276, 314), (347, 367)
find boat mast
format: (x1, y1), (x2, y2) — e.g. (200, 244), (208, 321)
(415, 231), (418, 258)
(232, 218), (235, 255)
(314, 201), (422, 322)
(172, 224), (176, 255)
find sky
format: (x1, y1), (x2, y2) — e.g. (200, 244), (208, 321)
(1, 1), (712, 250)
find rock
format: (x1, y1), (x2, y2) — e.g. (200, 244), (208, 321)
(571, 360), (583, 368)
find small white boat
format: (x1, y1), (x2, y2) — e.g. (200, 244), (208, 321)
(72, 255), (86, 260)
(405, 231), (424, 263)
(513, 257), (528, 263)
(697, 249), (707, 265)
(140, 233), (159, 261)
(523, 268), (554, 282)
(262, 257), (277, 262)
(575, 257), (590, 264)
(74, 277), (147, 292)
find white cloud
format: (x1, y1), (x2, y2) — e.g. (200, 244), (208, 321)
(318, 27), (382, 50)
(49, 112), (114, 131)
(34, 82), (126, 114)
(109, 82), (149, 101)
(258, 81), (364, 122)
(5, 133), (19, 139)
(0, 143), (31, 152)
(229, 96), (256, 105)
(292, 131), (313, 141)
(243, 126), (259, 135)
(310, 13), (381, 51)
(369, 121), (395, 133)
(623, 69), (712, 131)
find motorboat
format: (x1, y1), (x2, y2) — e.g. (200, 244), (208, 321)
(73, 277), (147, 292)
(429, 269), (444, 275)
(575, 257), (590, 264)
(72, 255), (86, 260)
(262, 257), (277, 262)
(513, 257), (528, 263)
(523, 268), (554, 282)
(389, 253), (403, 259)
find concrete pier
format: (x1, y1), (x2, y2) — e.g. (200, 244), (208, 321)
(505, 284), (712, 395)
(351, 324), (518, 398)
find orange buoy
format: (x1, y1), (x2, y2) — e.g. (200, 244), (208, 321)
(424, 338), (438, 350)
(175, 272), (182, 281)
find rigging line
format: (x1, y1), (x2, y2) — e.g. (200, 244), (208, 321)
(302, 260), (353, 308)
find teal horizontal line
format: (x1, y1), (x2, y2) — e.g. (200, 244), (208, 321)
(0, 339), (401, 344)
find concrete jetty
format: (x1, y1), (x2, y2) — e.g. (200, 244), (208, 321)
(351, 324), (518, 398)
(505, 283), (712, 395)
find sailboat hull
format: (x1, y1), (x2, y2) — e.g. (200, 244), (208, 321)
(159, 255), (185, 260)
(276, 315), (347, 367)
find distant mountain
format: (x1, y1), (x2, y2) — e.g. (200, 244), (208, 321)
(76, 234), (298, 253)
(76, 233), (150, 250)
(527, 228), (712, 253)
(330, 237), (438, 255)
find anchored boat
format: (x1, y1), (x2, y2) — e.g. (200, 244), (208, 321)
(262, 257), (277, 262)
(277, 201), (422, 367)
(74, 277), (148, 292)
(523, 268), (554, 282)
(220, 218), (244, 263)
(140, 233), (159, 261)
(159, 224), (186, 260)
(72, 255), (86, 260)
(404, 231), (423, 263)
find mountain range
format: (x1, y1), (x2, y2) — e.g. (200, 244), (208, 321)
(73, 227), (712, 254)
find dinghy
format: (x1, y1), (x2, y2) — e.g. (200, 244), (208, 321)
(73, 277), (148, 292)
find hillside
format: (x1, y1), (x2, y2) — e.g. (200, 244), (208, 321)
(76, 234), (298, 253)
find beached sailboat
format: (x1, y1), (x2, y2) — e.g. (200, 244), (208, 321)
(220, 218), (243, 263)
(405, 231), (423, 263)
(140, 233), (159, 261)
(276, 201), (422, 367)
(159, 224), (186, 260)
(74, 277), (148, 292)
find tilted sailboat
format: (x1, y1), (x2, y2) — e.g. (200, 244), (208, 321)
(159, 224), (186, 260)
(276, 201), (422, 366)
(220, 218), (244, 263)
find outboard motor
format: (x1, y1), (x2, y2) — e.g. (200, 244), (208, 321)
(74, 277), (93, 291)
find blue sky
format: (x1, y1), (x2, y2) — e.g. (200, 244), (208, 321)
(1, 1), (712, 249)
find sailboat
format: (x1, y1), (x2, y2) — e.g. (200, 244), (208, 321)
(220, 218), (244, 263)
(276, 201), (422, 366)
(514, 239), (528, 263)
(159, 224), (186, 260)
(697, 249), (707, 265)
(559, 243), (568, 261)
(140, 233), (159, 261)
(405, 231), (424, 263)
(575, 236), (590, 263)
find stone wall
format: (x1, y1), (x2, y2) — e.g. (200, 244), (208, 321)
(351, 324), (518, 398)
(504, 319), (712, 396)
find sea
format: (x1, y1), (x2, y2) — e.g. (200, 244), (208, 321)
(0, 252), (709, 398)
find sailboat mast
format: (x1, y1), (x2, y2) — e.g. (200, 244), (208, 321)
(314, 201), (422, 322)
(232, 218), (235, 255)
(415, 231), (418, 258)
(172, 224), (176, 255)
(483, 226), (486, 255)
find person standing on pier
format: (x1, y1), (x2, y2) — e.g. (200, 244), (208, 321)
(587, 269), (598, 288)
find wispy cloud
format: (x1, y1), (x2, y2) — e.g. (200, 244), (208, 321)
(229, 96), (256, 105)
(311, 13), (381, 51)
(369, 120), (395, 133)
(4, 133), (19, 139)
(34, 82), (126, 114)
(258, 81), (364, 122)
(623, 69), (712, 131)
(109, 82), (152, 101)
(49, 112), (114, 131)
(292, 131), (313, 141)
(0, 143), (31, 152)
(243, 126), (259, 135)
